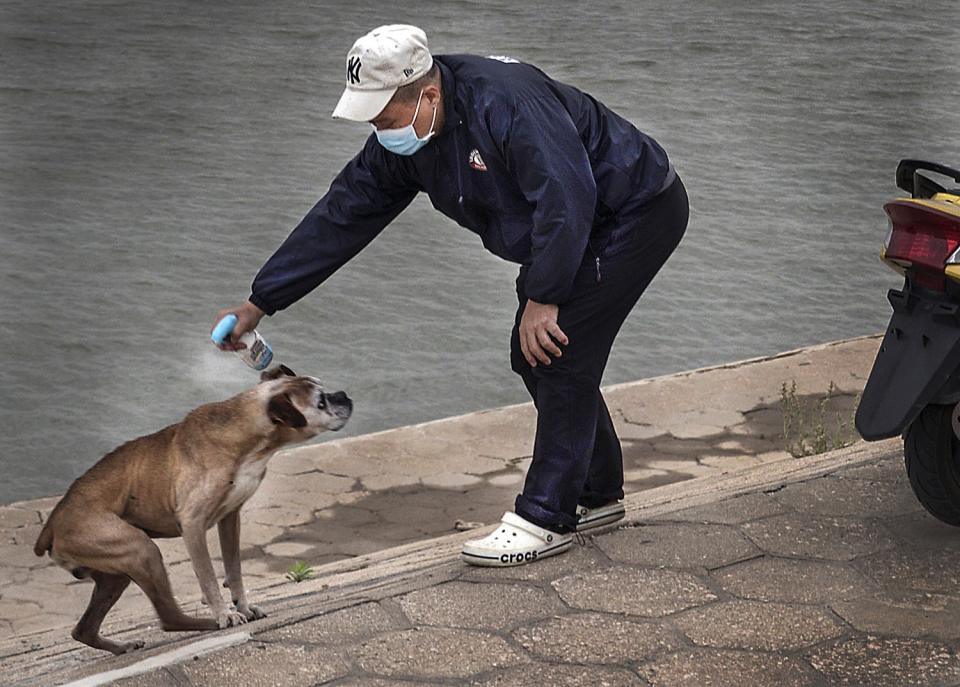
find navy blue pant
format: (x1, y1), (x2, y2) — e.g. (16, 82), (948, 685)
(511, 177), (689, 533)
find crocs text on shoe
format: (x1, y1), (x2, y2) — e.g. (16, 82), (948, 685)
(461, 512), (571, 567)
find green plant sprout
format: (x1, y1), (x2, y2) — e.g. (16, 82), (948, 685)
(285, 561), (315, 583)
(780, 380), (857, 458)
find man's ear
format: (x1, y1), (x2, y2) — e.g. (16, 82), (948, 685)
(260, 364), (297, 382)
(424, 82), (442, 106)
(267, 393), (306, 428)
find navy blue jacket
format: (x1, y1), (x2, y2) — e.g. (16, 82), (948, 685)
(250, 54), (672, 314)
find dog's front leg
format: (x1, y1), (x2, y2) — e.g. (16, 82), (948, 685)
(180, 521), (246, 628)
(217, 510), (265, 621)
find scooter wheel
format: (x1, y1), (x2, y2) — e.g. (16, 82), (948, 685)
(904, 404), (960, 526)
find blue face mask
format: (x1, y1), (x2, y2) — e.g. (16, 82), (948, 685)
(372, 89), (437, 156)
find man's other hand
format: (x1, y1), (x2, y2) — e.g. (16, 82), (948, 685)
(519, 299), (568, 367)
(212, 301), (266, 351)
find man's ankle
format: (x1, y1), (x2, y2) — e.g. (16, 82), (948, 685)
(514, 508), (570, 534)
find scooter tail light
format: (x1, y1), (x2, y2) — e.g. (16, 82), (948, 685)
(880, 245), (908, 275)
(884, 200), (960, 290)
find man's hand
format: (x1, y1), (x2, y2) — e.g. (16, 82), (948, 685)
(519, 299), (568, 367)
(212, 301), (266, 351)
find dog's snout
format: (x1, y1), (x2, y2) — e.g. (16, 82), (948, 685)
(325, 391), (352, 432)
(327, 391), (351, 410)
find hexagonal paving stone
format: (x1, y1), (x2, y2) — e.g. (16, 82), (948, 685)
(9, 524), (43, 548)
(420, 472), (484, 489)
(333, 680), (425, 687)
(111, 669), (182, 687)
(333, 679), (424, 687)
(471, 663), (645, 686)
(807, 636), (960, 686)
(398, 581), (566, 631)
(235, 520), (284, 546)
(853, 546), (960, 592)
(622, 467), (670, 482)
(0, 542), (47, 568)
(245, 506), (315, 528)
(644, 458), (716, 476)
(360, 473), (419, 491)
(713, 556), (875, 604)
(740, 513), (897, 561)
(651, 492), (787, 525)
(552, 567), (716, 617)
(487, 472), (524, 486)
(638, 648), (819, 687)
(674, 600), (843, 651)
(351, 627), (528, 679)
(832, 589), (960, 640)
(614, 419), (663, 441)
(252, 471), (352, 506)
(0, 507), (40, 529)
(263, 541), (314, 558)
(881, 510), (960, 550)
(772, 476), (921, 518)
(256, 602), (402, 644)
(12, 496), (59, 517)
(513, 612), (682, 664)
(180, 641), (349, 687)
(0, 599), (45, 622)
(269, 453), (323, 476)
(733, 404), (783, 440)
(596, 523), (759, 569)
(0, 620), (13, 641)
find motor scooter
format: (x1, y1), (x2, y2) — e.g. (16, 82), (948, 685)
(855, 160), (960, 524)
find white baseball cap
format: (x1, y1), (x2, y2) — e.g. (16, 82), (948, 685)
(331, 24), (434, 122)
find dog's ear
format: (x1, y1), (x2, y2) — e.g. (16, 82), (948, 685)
(267, 393), (307, 428)
(260, 364), (297, 382)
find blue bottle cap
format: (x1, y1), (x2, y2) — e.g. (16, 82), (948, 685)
(211, 314), (238, 345)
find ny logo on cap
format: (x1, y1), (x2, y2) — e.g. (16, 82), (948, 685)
(347, 56), (361, 84)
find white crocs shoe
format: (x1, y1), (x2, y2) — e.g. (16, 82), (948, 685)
(461, 512), (572, 567)
(575, 501), (625, 532)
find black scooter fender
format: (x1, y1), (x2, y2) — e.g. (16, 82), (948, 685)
(855, 287), (960, 441)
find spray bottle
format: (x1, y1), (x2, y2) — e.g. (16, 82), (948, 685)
(210, 314), (274, 371)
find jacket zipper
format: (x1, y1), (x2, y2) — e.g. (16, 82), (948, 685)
(452, 118), (465, 208)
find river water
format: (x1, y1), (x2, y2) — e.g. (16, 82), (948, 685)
(2, 1), (959, 504)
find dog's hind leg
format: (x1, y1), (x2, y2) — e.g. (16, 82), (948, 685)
(68, 515), (218, 633)
(72, 572), (143, 655)
(121, 534), (218, 632)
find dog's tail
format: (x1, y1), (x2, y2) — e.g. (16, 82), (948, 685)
(33, 521), (53, 557)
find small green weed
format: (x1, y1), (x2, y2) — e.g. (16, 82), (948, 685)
(285, 561), (315, 583)
(780, 380), (858, 458)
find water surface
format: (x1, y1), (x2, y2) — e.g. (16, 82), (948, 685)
(2, 1), (959, 503)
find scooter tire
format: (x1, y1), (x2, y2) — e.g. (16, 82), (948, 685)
(904, 404), (960, 527)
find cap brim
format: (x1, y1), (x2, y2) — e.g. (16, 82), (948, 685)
(331, 86), (396, 121)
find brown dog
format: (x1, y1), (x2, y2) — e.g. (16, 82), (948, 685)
(34, 365), (352, 654)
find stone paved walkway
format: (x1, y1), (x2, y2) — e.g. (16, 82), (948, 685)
(8, 435), (960, 686)
(0, 336), (875, 644)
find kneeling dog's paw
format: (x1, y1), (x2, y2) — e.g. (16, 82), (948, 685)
(237, 603), (267, 621)
(216, 610), (247, 628)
